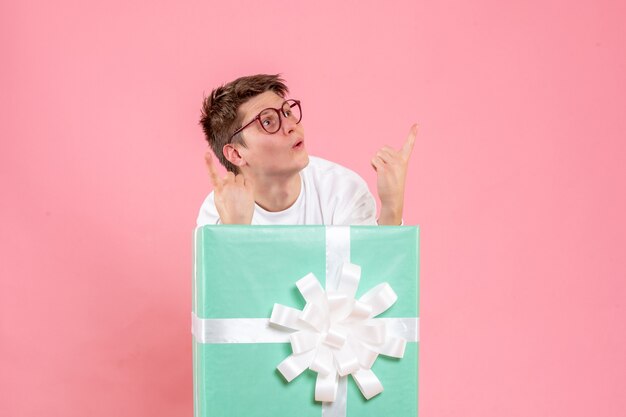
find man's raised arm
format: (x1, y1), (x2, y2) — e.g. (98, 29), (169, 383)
(204, 151), (255, 225)
(371, 124), (417, 226)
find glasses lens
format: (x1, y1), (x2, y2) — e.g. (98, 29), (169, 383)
(259, 109), (281, 134)
(282, 100), (302, 124)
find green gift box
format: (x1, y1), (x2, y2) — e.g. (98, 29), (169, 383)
(192, 225), (419, 417)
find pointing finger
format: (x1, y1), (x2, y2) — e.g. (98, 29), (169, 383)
(204, 151), (221, 188)
(401, 123), (418, 159)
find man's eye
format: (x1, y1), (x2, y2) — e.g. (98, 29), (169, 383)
(262, 118), (273, 126)
(284, 110), (292, 117)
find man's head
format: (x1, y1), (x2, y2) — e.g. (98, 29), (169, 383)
(200, 74), (308, 176)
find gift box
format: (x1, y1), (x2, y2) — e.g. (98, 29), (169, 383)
(192, 225), (419, 417)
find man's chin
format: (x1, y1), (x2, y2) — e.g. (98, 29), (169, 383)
(299, 153), (310, 170)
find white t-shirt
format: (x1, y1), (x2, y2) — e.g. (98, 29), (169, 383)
(196, 156), (377, 226)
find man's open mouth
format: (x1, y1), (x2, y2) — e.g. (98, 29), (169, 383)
(292, 140), (304, 149)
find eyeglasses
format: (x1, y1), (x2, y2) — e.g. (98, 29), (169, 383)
(230, 99), (302, 140)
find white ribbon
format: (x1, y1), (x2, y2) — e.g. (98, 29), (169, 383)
(270, 263), (409, 402)
(191, 315), (418, 346)
(192, 226), (419, 417)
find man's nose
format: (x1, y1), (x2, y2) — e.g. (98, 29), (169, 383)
(281, 113), (297, 135)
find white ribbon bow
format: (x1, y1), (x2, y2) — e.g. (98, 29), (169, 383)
(269, 262), (407, 402)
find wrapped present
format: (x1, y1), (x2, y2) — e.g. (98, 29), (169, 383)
(192, 225), (419, 417)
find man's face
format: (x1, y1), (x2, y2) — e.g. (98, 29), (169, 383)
(235, 91), (309, 178)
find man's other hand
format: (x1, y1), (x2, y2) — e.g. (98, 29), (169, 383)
(371, 124), (417, 225)
(205, 152), (255, 224)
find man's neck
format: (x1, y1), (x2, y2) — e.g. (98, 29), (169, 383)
(252, 172), (302, 212)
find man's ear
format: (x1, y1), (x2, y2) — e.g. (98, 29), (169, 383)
(223, 143), (246, 168)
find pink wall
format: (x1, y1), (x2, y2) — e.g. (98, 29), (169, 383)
(2, 0), (625, 416)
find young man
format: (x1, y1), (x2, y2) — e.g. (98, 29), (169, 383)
(197, 74), (416, 226)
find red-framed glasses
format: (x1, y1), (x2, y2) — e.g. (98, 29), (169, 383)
(230, 99), (302, 140)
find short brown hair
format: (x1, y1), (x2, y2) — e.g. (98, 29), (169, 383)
(199, 74), (289, 173)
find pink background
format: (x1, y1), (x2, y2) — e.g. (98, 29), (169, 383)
(2, 0), (625, 416)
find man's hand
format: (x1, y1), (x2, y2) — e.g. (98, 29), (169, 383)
(205, 152), (255, 224)
(371, 124), (417, 225)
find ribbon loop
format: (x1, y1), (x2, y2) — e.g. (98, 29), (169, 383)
(342, 300), (372, 322)
(333, 342), (360, 376)
(297, 273), (327, 306)
(300, 303), (328, 332)
(310, 345), (334, 375)
(323, 326), (347, 349)
(358, 283), (398, 317)
(270, 304), (303, 330)
(315, 371), (339, 402)
(352, 368), (384, 400)
(327, 293), (352, 322)
(291, 330), (320, 354)
(277, 350), (316, 382)
(349, 339), (379, 369)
